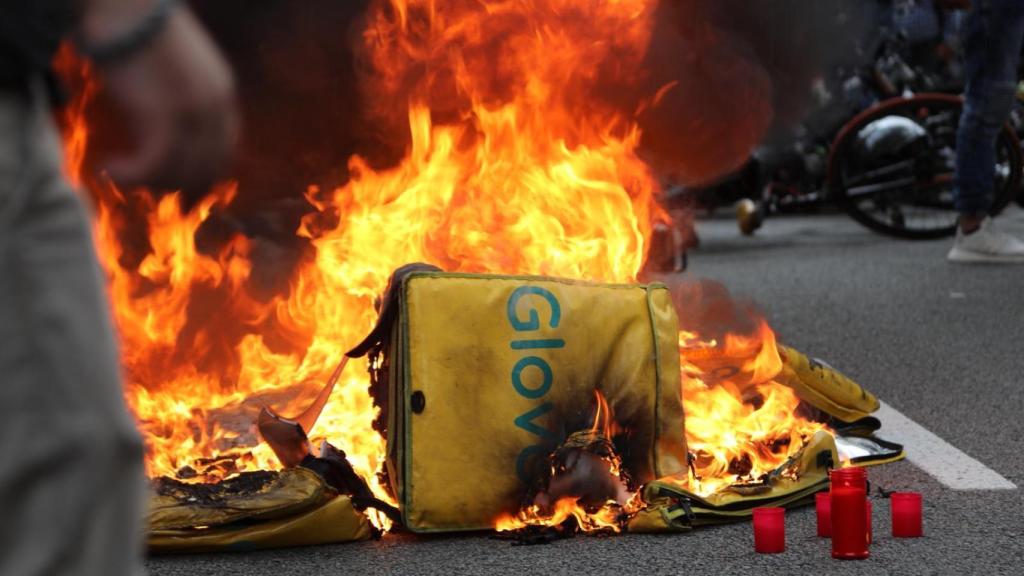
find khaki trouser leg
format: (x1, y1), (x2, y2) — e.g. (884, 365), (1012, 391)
(0, 86), (146, 576)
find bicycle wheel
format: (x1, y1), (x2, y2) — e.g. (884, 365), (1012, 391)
(827, 93), (1022, 240)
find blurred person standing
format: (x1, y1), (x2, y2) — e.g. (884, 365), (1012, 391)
(892, 0), (964, 83)
(0, 0), (237, 574)
(946, 0), (1024, 262)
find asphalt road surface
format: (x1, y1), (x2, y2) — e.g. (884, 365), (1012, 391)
(149, 208), (1024, 576)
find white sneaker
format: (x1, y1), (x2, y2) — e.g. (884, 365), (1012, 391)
(947, 217), (1024, 263)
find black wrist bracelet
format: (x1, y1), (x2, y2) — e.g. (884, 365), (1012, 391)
(75, 0), (181, 66)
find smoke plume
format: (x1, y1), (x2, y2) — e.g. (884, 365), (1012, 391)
(635, 0), (870, 186)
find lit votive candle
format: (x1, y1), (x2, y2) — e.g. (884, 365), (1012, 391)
(818, 492), (872, 542)
(891, 492), (923, 538)
(831, 487), (869, 559)
(816, 492), (831, 537)
(753, 507), (786, 553)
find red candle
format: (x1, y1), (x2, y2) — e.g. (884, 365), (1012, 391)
(891, 492), (923, 538)
(830, 466), (867, 489)
(752, 507), (785, 553)
(818, 491), (872, 542)
(831, 487), (869, 558)
(830, 467), (869, 560)
(815, 492), (831, 537)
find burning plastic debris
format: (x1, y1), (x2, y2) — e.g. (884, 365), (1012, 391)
(495, 392), (642, 541)
(53, 0), (863, 543)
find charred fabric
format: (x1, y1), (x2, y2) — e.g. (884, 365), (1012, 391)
(146, 264), (902, 551)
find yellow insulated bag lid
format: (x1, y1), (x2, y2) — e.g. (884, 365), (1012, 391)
(384, 271), (686, 532)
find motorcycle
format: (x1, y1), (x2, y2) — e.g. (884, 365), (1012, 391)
(667, 21), (1022, 240)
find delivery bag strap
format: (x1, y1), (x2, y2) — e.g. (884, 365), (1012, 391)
(345, 262), (442, 358)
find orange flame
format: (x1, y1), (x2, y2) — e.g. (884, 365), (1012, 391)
(53, 44), (96, 187)
(495, 497), (626, 534)
(589, 390), (622, 440)
(681, 322), (828, 495)
(496, 389), (638, 532)
(55, 0), (827, 533)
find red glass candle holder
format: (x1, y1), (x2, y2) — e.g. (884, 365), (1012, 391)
(831, 487), (869, 559)
(753, 507), (785, 553)
(891, 492), (923, 538)
(830, 467), (869, 560)
(818, 491), (872, 542)
(815, 492), (831, 537)
(830, 466), (867, 489)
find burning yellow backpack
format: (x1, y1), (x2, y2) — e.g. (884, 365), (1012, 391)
(348, 266), (687, 532)
(627, 349), (899, 534)
(629, 430), (838, 532)
(147, 468), (372, 552)
(776, 345), (879, 423)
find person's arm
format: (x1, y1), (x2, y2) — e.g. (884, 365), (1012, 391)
(76, 0), (239, 196)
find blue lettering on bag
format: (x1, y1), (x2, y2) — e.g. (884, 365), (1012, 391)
(515, 445), (550, 487)
(513, 402), (555, 439)
(510, 339), (565, 350)
(507, 286), (561, 330)
(511, 357), (553, 399)
(507, 285), (562, 483)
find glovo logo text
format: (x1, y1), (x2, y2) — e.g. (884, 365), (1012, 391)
(507, 285), (564, 484)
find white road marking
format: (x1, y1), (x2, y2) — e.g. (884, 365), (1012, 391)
(876, 401), (1017, 490)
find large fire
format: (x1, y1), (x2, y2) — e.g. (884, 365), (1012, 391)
(681, 323), (828, 495)
(55, 0), (826, 531)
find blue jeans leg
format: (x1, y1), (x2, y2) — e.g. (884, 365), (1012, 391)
(954, 0), (1024, 215)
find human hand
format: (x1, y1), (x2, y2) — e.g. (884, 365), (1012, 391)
(80, 2), (239, 197)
